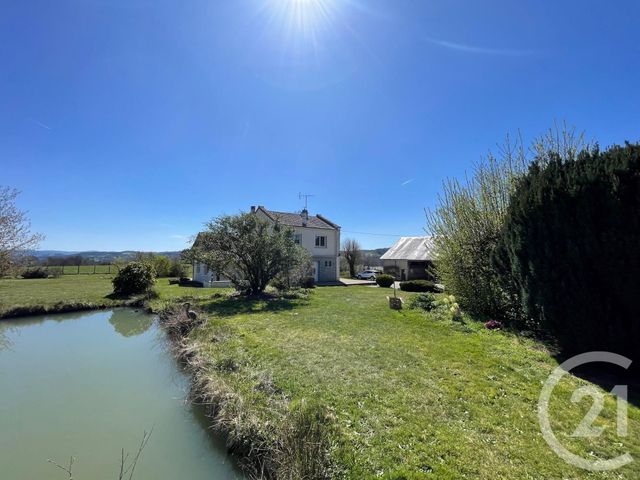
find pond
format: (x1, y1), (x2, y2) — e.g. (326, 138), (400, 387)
(0, 309), (243, 480)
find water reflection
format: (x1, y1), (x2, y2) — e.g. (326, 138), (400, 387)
(0, 309), (242, 479)
(108, 309), (155, 337)
(0, 323), (11, 351)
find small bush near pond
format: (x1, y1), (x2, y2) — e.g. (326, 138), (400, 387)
(375, 274), (395, 288)
(399, 280), (437, 292)
(112, 262), (156, 295)
(409, 293), (438, 311)
(300, 276), (315, 289)
(21, 267), (49, 279)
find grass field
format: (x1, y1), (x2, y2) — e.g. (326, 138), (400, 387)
(0, 274), (216, 318)
(183, 287), (640, 479)
(33, 264), (194, 276)
(1, 277), (638, 478)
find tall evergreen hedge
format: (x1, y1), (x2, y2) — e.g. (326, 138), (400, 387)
(494, 143), (640, 359)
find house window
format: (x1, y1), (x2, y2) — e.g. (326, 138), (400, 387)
(324, 260), (332, 267)
(293, 233), (302, 245)
(196, 263), (201, 274)
(315, 235), (327, 248)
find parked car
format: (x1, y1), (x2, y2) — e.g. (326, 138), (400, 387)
(356, 270), (378, 280)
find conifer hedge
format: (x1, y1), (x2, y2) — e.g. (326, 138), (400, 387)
(494, 143), (640, 358)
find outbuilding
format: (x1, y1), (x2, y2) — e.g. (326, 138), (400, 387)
(380, 236), (436, 281)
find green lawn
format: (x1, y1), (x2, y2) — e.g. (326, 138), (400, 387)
(1, 277), (638, 478)
(0, 274), (217, 318)
(186, 287), (639, 479)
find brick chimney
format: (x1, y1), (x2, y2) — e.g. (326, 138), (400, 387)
(301, 208), (309, 227)
(250, 205), (256, 213)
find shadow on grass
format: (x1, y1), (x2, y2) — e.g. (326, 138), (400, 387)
(551, 356), (640, 408)
(104, 290), (158, 302)
(201, 294), (308, 317)
(104, 292), (132, 301)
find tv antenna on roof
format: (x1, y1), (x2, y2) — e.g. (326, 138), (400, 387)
(298, 192), (315, 210)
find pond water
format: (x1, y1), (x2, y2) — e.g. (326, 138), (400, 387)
(0, 309), (243, 480)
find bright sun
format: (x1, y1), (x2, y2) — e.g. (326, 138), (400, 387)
(265, 0), (337, 35)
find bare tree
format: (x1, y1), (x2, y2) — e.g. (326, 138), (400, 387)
(342, 238), (361, 278)
(0, 187), (44, 276)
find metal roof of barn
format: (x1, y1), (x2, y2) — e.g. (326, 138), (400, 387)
(379, 236), (436, 261)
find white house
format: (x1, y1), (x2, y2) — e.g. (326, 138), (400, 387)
(192, 205), (341, 287)
(380, 236), (436, 281)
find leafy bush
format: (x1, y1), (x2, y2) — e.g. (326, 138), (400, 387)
(494, 142), (640, 359)
(270, 276), (289, 291)
(427, 126), (585, 320)
(188, 212), (305, 295)
(21, 267), (49, 279)
(399, 280), (437, 292)
(272, 248), (313, 291)
(436, 294), (463, 322)
(169, 259), (187, 278)
(408, 293), (438, 311)
(375, 274), (395, 288)
(112, 262), (156, 295)
(152, 255), (172, 277)
(300, 276), (315, 289)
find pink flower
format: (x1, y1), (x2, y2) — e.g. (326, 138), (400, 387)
(485, 319), (503, 330)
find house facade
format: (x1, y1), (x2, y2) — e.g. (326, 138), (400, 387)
(192, 205), (340, 287)
(380, 236), (436, 281)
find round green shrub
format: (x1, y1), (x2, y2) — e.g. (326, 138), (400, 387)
(112, 262), (156, 295)
(408, 293), (438, 311)
(21, 267), (49, 279)
(399, 280), (437, 292)
(376, 274), (395, 288)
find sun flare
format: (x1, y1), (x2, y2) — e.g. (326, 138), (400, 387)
(265, 0), (338, 36)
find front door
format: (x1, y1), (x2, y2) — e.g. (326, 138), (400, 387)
(313, 261), (319, 282)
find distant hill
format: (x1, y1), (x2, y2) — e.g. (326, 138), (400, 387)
(338, 247), (389, 268)
(29, 250), (183, 263)
(361, 248), (389, 267)
(31, 247), (389, 266)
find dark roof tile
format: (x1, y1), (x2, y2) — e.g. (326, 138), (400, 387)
(259, 208), (339, 230)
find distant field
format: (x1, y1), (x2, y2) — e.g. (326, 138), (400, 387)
(0, 274), (215, 318)
(38, 264), (194, 276)
(53, 265), (115, 274)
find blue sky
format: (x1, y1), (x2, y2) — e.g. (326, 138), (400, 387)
(2, 0), (639, 251)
